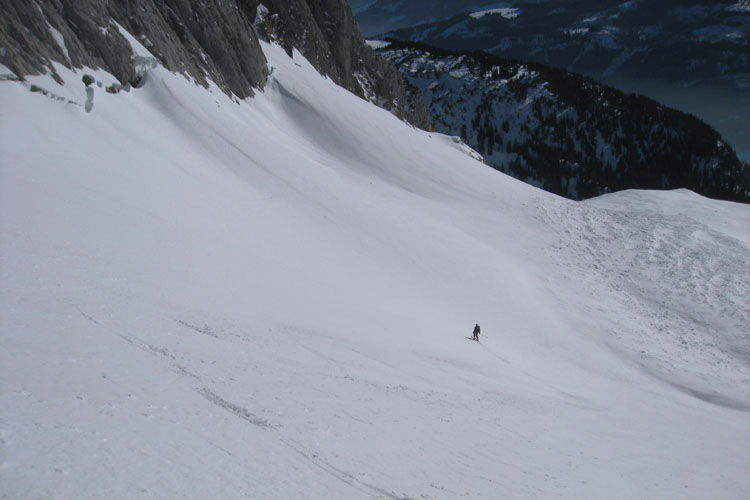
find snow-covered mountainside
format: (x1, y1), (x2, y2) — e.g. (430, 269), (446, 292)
(377, 40), (750, 201)
(2, 15), (750, 500)
(378, 0), (750, 160)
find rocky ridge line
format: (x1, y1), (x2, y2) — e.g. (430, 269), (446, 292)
(0, 0), (430, 128)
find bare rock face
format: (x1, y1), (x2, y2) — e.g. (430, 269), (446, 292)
(1, 1), (135, 86)
(108, 1), (269, 97)
(0, 0), (430, 128)
(0, 0), (268, 97)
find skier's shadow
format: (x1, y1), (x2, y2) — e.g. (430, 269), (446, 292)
(464, 336), (511, 364)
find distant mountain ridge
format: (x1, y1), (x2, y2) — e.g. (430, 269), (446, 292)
(377, 40), (750, 202)
(362, 0), (750, 160)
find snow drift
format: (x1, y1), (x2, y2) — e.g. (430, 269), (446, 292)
(1, 37), (749, 499)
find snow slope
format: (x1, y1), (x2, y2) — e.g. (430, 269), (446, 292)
(1, 39), (749, 499)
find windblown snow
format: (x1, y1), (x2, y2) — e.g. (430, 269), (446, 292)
(1, 37), (749, 499)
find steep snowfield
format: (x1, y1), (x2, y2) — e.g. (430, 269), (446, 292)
(1, 40), (749, 499)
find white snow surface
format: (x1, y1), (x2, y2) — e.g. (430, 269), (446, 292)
(1, 39), (749, 500)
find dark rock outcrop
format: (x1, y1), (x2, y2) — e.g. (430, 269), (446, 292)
(0, 0), (430, 127)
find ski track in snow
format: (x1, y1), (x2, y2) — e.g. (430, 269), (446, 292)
(196, 387), (272, 428)
(71, 309), (450, 499)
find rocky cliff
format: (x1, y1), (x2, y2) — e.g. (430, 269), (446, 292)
(0, 0), (430, 128)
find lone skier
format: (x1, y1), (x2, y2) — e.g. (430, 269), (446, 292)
(473, 323), (481, 341)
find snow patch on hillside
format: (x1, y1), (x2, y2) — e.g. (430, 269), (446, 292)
(728, 1), (750, 13)
(470, 7), (521, 20)
(47, 24), (71, 63)
(365, 39), (391, 50)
